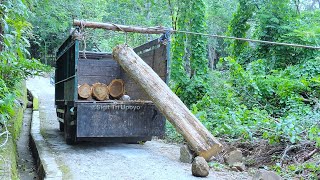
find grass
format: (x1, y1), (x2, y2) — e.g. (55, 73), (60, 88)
(56, 158), (72, 180)
(164, 121), (184, 143)
(32, 95), (39, 111)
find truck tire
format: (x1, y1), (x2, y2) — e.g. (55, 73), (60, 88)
(64, 106), (77, 145)
(59, 121), (64, 132)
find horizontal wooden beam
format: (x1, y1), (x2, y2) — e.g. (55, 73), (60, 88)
(73, 20), (167, 34)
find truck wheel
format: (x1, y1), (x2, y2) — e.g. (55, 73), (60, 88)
(127, 141), (146, 144)
(64, 106), (77, 145)
(64, 124), (77, 145)
(59, 121), (64, 132)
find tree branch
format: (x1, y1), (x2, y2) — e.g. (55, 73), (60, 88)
(303, 148), (319, 162)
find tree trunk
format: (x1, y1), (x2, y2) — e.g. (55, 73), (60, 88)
(108, 79), (125, 99)
(92, 83), (109, 101)
(0, 6), (3, 52)
(113, 44), (223, 161)
(208, 46), (215, 70)
(78, 83), (92, 99)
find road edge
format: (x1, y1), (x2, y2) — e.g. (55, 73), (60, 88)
(29, 92), (63, 180)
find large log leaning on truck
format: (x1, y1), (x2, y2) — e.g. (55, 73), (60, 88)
(78, 83), (92, 99)
(92, 83), (109, 101)
(113, 44), (223, 161)
(108, 79), (125, 99)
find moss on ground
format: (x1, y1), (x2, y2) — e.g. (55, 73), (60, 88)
(0, 136), (19, 180)
(9, 107), (24, 141)
(59, 163), (72, 180)
(0, 81), (27, 179)
(10, 81), (28, 140)
(33, 97), (39, 111)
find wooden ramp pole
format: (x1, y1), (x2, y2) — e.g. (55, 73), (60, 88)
(73, 20), (167, 34)
(113, 44), (223, 161)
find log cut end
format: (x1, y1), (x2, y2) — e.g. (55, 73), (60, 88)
(78, 83), (92, 99)
(92, 83), (109, 101)
(109, 79), (125, 99)
(198, 143), (223, 161)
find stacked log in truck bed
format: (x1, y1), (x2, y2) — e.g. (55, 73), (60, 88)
(78, 79), (126, 101)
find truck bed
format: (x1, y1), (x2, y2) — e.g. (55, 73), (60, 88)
(54, 31), (170, 144)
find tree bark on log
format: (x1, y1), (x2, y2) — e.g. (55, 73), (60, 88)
(112, 44), (223, 160)
(78, 83), (92, 99)
(92, 83), (109, 101)
(73, 20), (167, 34)
(108, 79), (125, 99)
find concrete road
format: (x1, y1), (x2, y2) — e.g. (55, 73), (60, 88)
(27, 76), (251, 180)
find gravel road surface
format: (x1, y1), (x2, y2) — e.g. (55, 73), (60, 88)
(27, 76), (251, 180)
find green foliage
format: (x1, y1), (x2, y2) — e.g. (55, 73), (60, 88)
(192, 69), (263, 139)
(0, 0), (48, 124)
(30, 0), (171, 60)
(269, 10), (320, 68)
(254, 2), (320, 69)
(168, 2), (320, 160)
(273, 160), (320, 179)
(226, 0), (254, 57)
(171, 0), (209, 106)
(206, 1), (320, 149)
(193, 57), (320, 145)
(226, 1), (320, 69)
(208, 161), (226, 170)
(205, 0), (237, 57)
(165, 121), (184, 143)
(254, 0), (293, 43)
(189, 0), (208, 76)
(0, 96), (14, 121)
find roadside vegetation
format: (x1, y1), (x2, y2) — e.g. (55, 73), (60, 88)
(168, 1), (320, 179)
(0, 0), (48, 132)
(0, 0), (319, 179)
(0, 1), (48, 177)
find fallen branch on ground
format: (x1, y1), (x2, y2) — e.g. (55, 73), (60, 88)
(303, 148), (319, 162)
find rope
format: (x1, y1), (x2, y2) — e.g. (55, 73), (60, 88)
(112, 23), (128, 44)
(80, 21), (87, 59)
(106, 23), (320, 50)
(159, 30), (170, 45)
(75, 20), (320, 50)
(171, 30), (320, 50)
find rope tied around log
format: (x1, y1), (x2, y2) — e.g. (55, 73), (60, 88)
(112, 23), (128, 45)
(80, 21), (87, 59)
(72, 20), (87, 58)
(72, 21), (85, 41)
(159, 30), (171, 45)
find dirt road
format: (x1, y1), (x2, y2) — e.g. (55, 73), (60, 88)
(27, 76), (251, 180)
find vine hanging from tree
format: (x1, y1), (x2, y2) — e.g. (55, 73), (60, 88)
(171, 0), (209, 106)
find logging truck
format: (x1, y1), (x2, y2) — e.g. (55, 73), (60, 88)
(54, 29), (170, 144)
